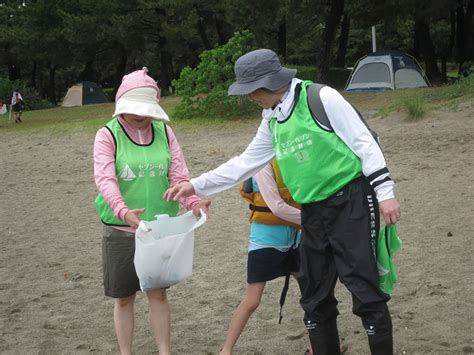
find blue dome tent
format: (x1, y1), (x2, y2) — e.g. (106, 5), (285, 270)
(345, 50), (430, 92)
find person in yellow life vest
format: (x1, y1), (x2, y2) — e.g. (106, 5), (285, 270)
(220, 160), (346, 355)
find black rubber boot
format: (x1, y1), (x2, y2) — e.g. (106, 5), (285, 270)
(363, 310), (393, 355)
(306, 318), (341, 355)
(367, 331), (393, 355)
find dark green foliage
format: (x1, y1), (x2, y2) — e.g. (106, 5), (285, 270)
(0, 0), (471, 108)
(172, 31), (259, 119)
(287, 66), (351, 89)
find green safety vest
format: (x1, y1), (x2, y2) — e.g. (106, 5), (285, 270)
(269, 81), (362, 203)
(95, 119), (179, 226)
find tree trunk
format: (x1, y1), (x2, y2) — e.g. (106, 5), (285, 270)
(152, 8), (175, 94)
(30, 61), (37, 89)
(215, 16), (228, 45)
(156, 30), (175, 93)
(277, 20), (287, 59)
(441, 58), (447, 80)
(79, 60), (96, 82)
(414, 18), (443, 83)
(449, 10), (456, 60)
(455, 0), (466, 68)
(197, 11), (212, 50)
(335, 14), (350, 68)
(455, 0), (474, 73)
(440, 10), (456, 81)
(48, 64), (57, 105)
(113, 47), (128, 98)
(315, 0), (345, 84)
(8, 64), (21, 81)
(158, 47), (175, 94)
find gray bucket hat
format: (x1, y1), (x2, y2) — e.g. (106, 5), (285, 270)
(228, 49), (297, 96)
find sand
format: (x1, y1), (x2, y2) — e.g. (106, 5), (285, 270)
(0, 99), (473, 354)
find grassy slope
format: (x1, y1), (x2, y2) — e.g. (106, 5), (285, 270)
(1, 77), (472, 134)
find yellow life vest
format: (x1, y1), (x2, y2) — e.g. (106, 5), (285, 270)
(240, 160), (301, 230)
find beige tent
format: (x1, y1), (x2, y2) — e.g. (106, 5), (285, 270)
(62, 81), (109, 107)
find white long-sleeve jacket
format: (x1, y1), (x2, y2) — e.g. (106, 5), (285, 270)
(191, 79), (395, 202)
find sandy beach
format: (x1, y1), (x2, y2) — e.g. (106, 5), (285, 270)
(1, 99), (473, 354)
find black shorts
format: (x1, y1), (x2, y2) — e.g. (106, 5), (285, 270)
(247, 247), (300, 284)
(12, 103), (23, 112)
(102, 225), (140, 298)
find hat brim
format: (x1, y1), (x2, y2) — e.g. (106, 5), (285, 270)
(228, 67), (297, 96)
(113, 97), (169, 122)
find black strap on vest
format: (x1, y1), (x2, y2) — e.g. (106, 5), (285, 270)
(279, 273), (291, 324)
(249, 204), (272, 213)
(278, 231), (299, 324)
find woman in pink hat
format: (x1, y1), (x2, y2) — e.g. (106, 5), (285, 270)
(93, 68), (210, 355)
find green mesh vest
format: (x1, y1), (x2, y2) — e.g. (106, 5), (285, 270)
(95, 119), (179, 226)
(269, 81), (362, 203)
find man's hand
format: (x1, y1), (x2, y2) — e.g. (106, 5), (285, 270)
(192, 199), (211, 218)
(163, 182), (195, 201)
(379, 198), (401, 225)
(124, 208), (145, 229)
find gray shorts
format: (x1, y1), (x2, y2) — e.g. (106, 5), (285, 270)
(102, 225), (140, 298)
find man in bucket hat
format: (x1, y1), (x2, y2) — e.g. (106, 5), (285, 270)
(164, 49), (400, 355)
(94, 68), (210, 355)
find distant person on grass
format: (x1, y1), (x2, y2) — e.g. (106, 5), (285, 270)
(164, 49), (401, 355)
(0, 98), (7, 115)
(93, 68), (210, 355)
(220, 160), (346, 355)
(11, 89), (25, 123)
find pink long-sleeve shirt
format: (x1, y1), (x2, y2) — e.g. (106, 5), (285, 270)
(253, 164), (301, 226)
(94, 117), (201, 232)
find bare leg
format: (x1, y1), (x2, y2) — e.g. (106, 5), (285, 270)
(146, 288), (171, 355)
(114, 293), (136, 355)
(220, 282), (266, 355)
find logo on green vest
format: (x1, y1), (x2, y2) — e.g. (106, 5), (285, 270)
(295, 150), (309, 162)
(120, 164), (136, 181)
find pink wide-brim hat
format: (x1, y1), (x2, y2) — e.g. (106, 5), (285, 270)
(113, 68), (169, 121)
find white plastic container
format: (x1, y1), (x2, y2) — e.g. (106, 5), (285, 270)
(134, 210), (206, 291)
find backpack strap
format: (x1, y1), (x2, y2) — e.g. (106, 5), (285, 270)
(307, 83), (333, 132)
(306, 83), (381, 146)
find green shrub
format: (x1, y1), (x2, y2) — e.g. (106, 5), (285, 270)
(287, 65), (316, 81)
(172, 30), (259, 119)
(102, 87), (115, 101)
(400, 93), (425, 120)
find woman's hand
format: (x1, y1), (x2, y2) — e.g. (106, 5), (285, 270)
(163, 181), (195, 201)
(193, 199), (211, 218)
(124, 208), (145, 229)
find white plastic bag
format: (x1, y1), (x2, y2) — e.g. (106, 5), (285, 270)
(134, 210), (206, 291)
